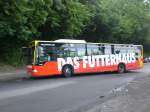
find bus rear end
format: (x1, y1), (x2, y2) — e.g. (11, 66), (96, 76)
(135, 45), (144, 69)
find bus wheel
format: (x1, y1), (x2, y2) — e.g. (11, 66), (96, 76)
(118, 63), (126, 73)
(62, 65), (73, 77)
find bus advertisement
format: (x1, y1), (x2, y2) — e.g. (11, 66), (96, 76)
(26, 39), (144, 77)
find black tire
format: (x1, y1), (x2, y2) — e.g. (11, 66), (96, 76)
(118, 63), (126, 73)
(62, 65), (73, 77)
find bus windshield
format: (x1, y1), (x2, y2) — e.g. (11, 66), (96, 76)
(35, 45), (54, 65)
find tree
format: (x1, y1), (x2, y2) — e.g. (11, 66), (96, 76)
(0, 0), (150, 65)
(40, 0), (93, 40)
(0, 0), (52, 65)
(81, 0), (150, 45)
(97, 0), (150, 44)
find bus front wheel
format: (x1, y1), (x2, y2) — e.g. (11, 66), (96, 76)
(62, 65), (73, 77)
(118, 63), (126, 73)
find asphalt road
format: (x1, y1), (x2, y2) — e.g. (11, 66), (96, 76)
(0, 63), (149, 112)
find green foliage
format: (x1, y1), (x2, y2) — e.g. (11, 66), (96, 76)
(62, 0), (92, 36)
(5, 48), (24, 66)
(0, 0), (51, 40)
(0, 0), (150, 66)
(0, 0), (52, 65)
(40, 0), (93, 39)
(97, 0), (150, 44)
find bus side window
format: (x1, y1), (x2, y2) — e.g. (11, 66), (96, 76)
(104, 45), (111, 55)
(87, 44), (100, 56)
(69, 44), (77, 57)
(115, 50), (120, 54)
(114, 46), (120, 54)
(135, 46), (142, 59)
(99, 45), (105, 55)
(111, 45), (115, 54)
(75, 44), (86, 59)
(43, 46), (57, 61)
(56, 43), (70, 58)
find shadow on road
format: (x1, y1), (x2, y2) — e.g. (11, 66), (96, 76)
(29, 70), (141, 80)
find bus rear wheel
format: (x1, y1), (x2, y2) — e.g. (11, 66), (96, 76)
(62, 65), (73, 77)
(118, 63), (126, 73)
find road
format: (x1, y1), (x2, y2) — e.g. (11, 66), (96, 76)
(0, 63), (149, 112)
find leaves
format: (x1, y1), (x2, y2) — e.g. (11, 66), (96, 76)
(40, 0), (93, 38)
(83, 0), (150, 44)
(0, 0), (150, 65)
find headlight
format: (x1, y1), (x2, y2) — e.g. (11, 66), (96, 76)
(32, 69), (38, 73)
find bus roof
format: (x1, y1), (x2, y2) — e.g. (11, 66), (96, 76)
(87, 42), (135, 46)
(33, 39), (142, 46)
(34, 39), (86, 44)
(54, 39), (86, 43)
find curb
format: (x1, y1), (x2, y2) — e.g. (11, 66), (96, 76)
(0, 70), (27, 81)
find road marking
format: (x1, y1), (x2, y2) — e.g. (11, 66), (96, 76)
(0, 81), (75, 100)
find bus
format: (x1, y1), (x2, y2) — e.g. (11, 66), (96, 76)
(26, 39), (144, 77)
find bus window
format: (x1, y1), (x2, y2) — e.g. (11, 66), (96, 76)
(99, 44), (105, 55)
(36, 45), (57, 65)
(69, 44), (77, 57)
(114, 45), (122, 54)
(135, 46), (142, 58)
(56, 43), (70, 58)
(104, 45), (111, 55)
(126, 46), (134, 54)
(75, 44), (86, 58)
(36, 46), (45, 64)
(119, 45), (129, 54)
(87, 44), (101, 56)
(44, 46), (56, 61)
(111, 45), (115, 54)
